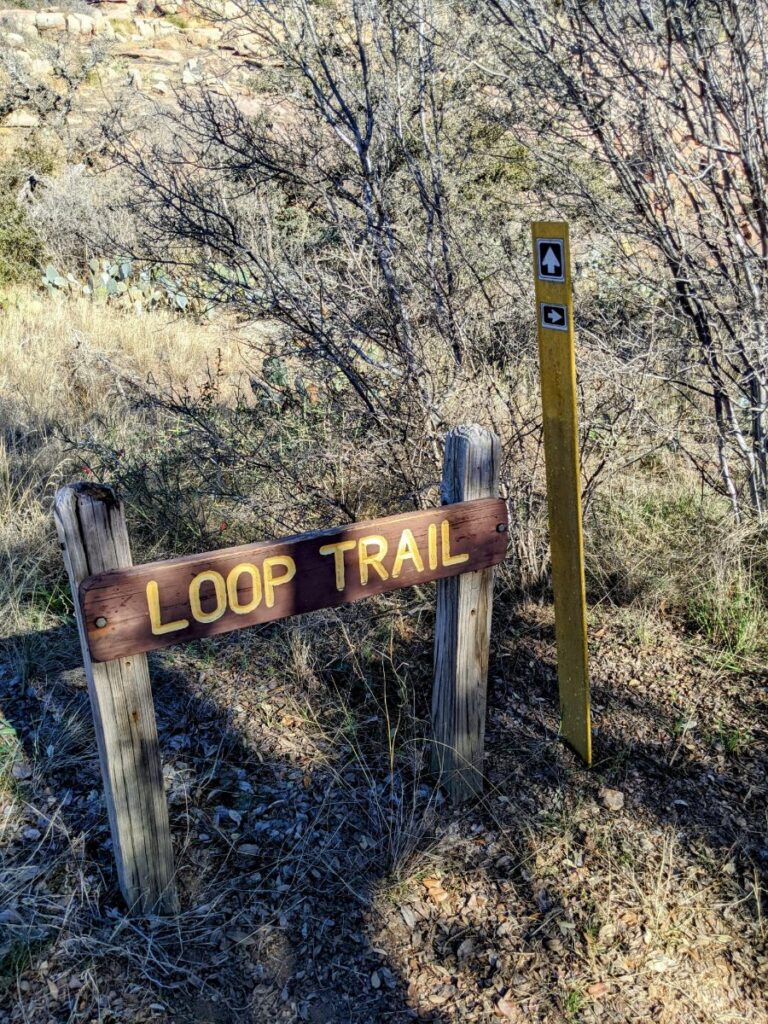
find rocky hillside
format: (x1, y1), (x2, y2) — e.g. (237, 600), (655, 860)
(0, 0), (265, 133)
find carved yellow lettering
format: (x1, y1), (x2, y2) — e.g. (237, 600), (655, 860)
(146, 580), (189, 635)
(428, 522), (438, 571)
(226, 562), (262, 615)
(441, 520), (470, 567)
(319, 539), (356, 591)
(358, 535), (389, 585)
(263, 555), (296, 608)
(189, 570), (227, 624)
(391, 528), (424, 578)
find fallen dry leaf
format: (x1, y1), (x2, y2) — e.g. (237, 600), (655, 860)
(423, 877), (449, 903)
(647, 955), (677, 973)
(496, 991), (523, 1020)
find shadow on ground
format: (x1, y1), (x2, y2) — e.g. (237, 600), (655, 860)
(1, 599), (767, 1022)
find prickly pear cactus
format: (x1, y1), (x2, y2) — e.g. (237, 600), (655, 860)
(42, 257), (197, 315)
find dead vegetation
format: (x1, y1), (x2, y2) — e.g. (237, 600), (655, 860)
(0, 284), (766, 1023)
(1, 586), (766, 1023)
(1, 0), (768, 1020)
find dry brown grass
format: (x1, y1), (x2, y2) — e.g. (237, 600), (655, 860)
(1, 288), (766, 1023)
(0, 287), (246, 644)
(1, 287), (244, 427)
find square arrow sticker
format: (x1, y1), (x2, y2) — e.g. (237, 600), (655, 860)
(536, 238), (565, 282)
(540, 302), (568, 332)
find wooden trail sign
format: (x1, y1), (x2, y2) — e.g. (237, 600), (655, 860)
(57, 426), (505, 914)
(531, 221), (592, 766)
(80, 498), (509, 662)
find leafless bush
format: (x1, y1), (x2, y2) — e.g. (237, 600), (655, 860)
(97, 0), (656, 591)
(0, 37), (108, 147)
(26, 164), (139, 270)
(488, 0), (768, 521)
(107, 2), (484, 444)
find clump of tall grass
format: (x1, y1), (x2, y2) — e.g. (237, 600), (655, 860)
(0, 287), (242, 657)
(586, 471), (768, 662)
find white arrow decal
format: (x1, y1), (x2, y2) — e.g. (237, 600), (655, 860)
(546, 307), (563, 324)
(542, 246), (561, 275)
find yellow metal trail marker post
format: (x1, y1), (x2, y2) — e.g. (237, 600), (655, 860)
(531, 221), (591, 765)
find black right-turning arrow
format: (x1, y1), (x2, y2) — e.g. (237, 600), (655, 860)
(541, 303), (568, 331)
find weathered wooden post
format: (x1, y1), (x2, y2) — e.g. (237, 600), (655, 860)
(432, 425), (502, 802)
(55, 484), (177, 915)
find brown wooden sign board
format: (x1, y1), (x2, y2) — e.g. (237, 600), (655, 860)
(80, 498), (508, 662)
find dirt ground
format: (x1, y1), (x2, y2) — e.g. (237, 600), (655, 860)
(1, 594), (766, 1024)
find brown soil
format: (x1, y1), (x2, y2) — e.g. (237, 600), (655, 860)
(1, 598), (766, 1023)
